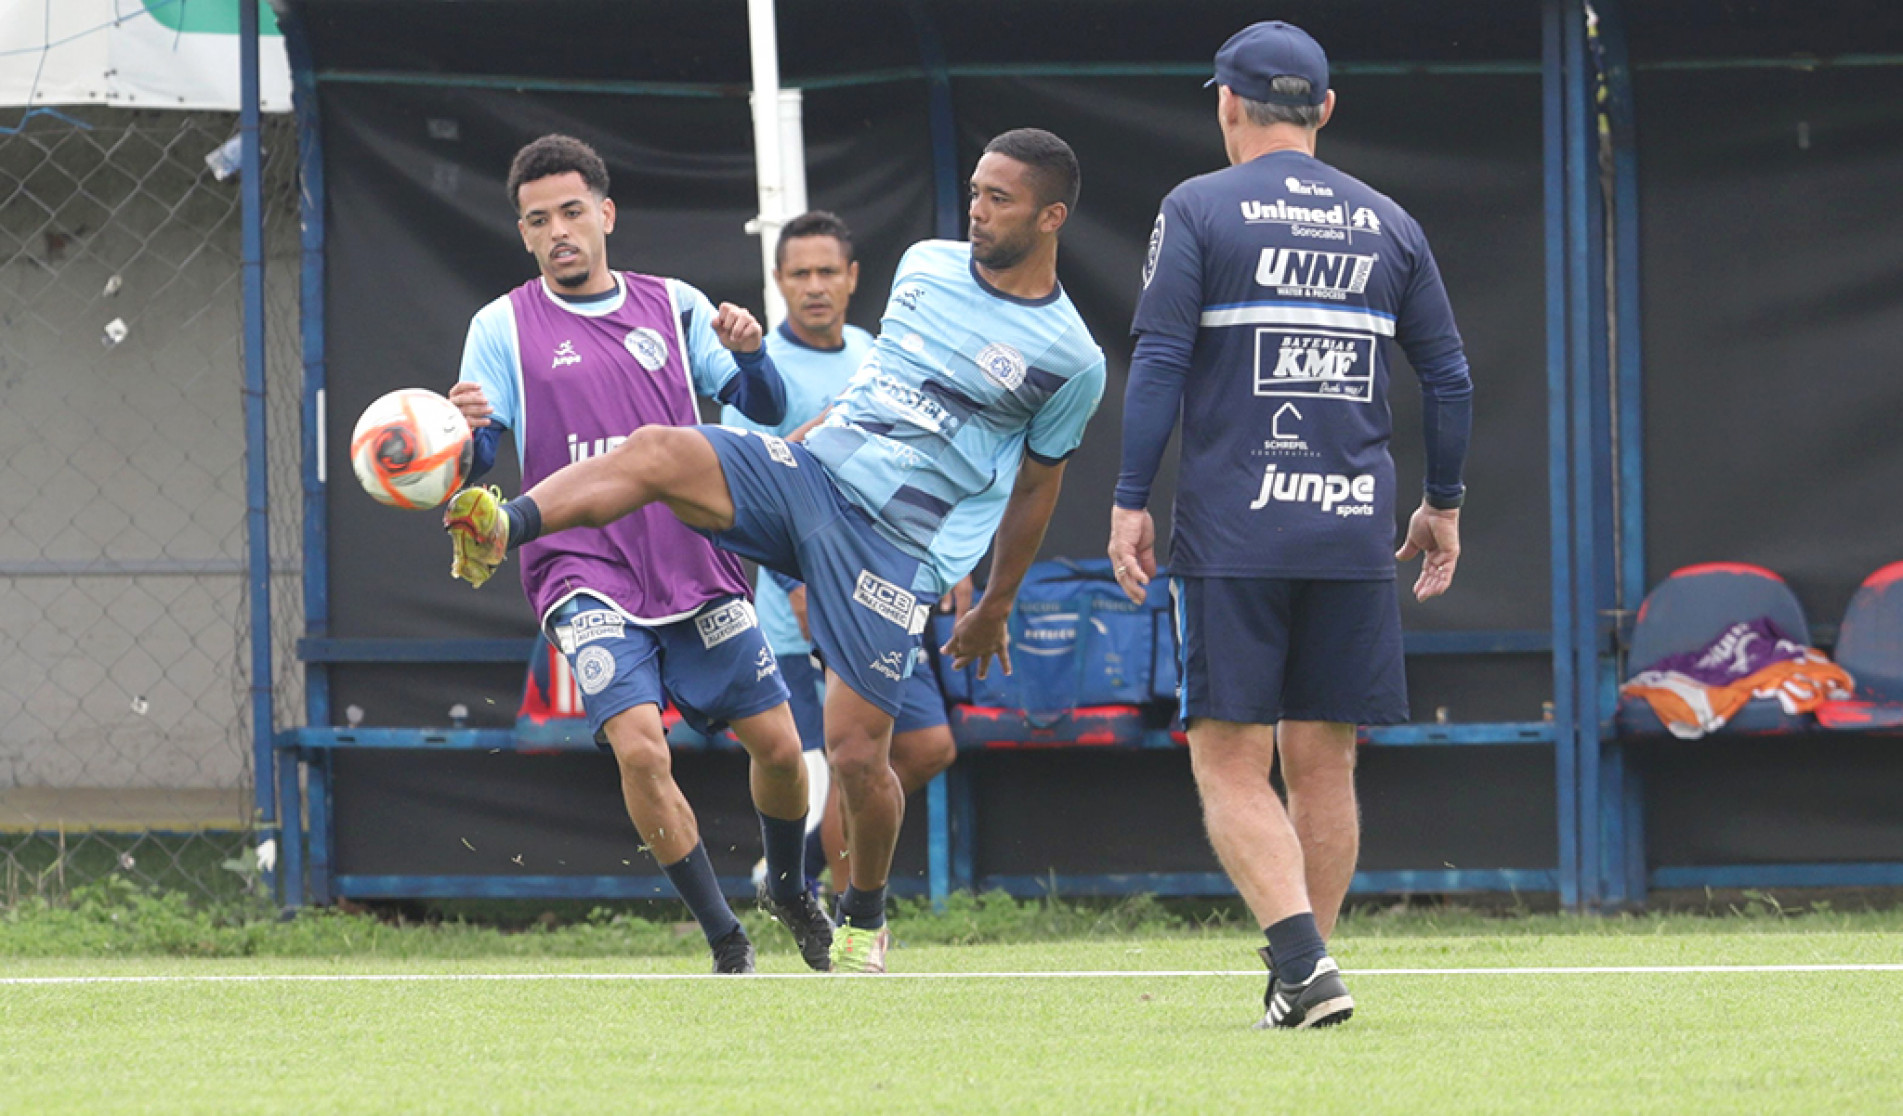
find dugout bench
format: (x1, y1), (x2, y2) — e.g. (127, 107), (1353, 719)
(273, 620), (1564, 911)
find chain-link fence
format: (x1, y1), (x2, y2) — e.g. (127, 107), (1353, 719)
(0, 106), (303, 904)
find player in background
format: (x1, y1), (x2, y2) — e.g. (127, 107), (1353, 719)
(720, 211), (960, 903)
(448, 129), (1106, 973)
(1108, 22), (1473, 1028)
(446, 134), (834, 974)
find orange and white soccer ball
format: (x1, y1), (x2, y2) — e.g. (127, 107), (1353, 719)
(350, 388), (473, 509)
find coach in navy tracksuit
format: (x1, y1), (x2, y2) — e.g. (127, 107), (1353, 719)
(1108, 21), (1473, 1030)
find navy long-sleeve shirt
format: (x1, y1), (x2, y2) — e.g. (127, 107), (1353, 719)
(1118, 150), (1473, 579)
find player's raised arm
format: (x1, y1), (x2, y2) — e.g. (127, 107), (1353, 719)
(677, 282), (787, 426)
(450, 297), (523, 485)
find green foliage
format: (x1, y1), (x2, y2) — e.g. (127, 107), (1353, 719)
(0, 884), (1204, 959)
(4, 874), (1900, 960)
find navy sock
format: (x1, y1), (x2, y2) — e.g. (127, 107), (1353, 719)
(503, 495), (541, 550)
(838, 884), (887, 930)
(758, 811), (808, 904)
(802, 826), (826, 889)
(1264, 912), (1328, 985)
(661, 842), (740, 946)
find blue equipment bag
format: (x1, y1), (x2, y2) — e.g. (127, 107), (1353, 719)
(940, 559), (1175, 723)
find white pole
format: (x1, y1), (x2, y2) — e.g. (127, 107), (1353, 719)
(750, 89), (807, 330)
(746, 0), (789, 328)
(779, 89), (808, 222)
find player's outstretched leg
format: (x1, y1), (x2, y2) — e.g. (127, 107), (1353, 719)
(822, 673), (901, 974)
(729, 704), (833, 971)
(444, 426), (736, 587)
(604, 705), (753, 973)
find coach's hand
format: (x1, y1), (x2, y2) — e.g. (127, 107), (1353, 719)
(942, 598), (1011, 680)
(1107, 506), (1157, 605)
(1397, 501), (1461, 602)
(448, 381), (494, 429)
(712, 302), (764, 353)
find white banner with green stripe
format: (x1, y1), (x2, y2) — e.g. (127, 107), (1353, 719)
(0, 0), (290, 111)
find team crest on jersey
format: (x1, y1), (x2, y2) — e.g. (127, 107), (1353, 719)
(1142, 213), (1165, 289)
(976, 342), (1028, 391)
(622, 327), (668, 372)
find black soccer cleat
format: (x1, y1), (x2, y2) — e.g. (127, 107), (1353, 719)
(711, 926), (757, 974)
(759, 885), (835, 972)
(1254, 949), (1354, 1030)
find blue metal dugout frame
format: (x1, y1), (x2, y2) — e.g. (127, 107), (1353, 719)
(239, 0), (277, 895)
(256, 0), (1903, 914)
(263, 1), (1583, 912)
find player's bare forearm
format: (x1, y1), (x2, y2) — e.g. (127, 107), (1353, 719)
(979, 457), (1067, 616)
(940, 457), (1065, 677)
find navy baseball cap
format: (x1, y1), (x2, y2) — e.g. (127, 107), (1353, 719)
(1205, 21), (1329, 106)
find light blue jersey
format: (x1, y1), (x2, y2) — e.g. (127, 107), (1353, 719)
(458, 275), (745, 472)
(722, 320), (874, 655)
(804, 240), (1107, 593)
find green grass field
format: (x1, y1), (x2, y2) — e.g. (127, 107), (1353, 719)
(5, 915), (1901, 1114)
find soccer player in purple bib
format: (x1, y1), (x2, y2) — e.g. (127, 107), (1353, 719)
(446, 135), (833, 974)
(448, 129), (1107, 973)
(1109, 23), (1473, 1028)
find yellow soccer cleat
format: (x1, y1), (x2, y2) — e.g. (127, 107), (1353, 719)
(443, 485), (509, 588)
(828, 922), (890, 974)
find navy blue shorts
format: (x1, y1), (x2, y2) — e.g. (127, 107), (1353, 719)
(1172, 576), (1408, 727)
(780, 641), (950, 751)
(780, 648), (829, 750)
(697, 425), (939, 720)
(544, 593), (789, 745)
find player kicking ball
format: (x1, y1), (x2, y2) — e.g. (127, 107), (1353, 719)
(448, 128), (1106, 973)
(447, 134), (831, 974)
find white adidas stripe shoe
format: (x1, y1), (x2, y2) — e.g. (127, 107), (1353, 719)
(1255, 952), (1355, 1030)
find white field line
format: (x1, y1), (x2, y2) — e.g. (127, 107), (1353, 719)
(3, 964), (1903, 987)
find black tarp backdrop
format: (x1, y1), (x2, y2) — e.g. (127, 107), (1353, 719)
(292, 0), (1903, 883)
(1635, 66), (1903, 630)
(321, 80), (938, 722)
(312, 13), (1552, 729)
